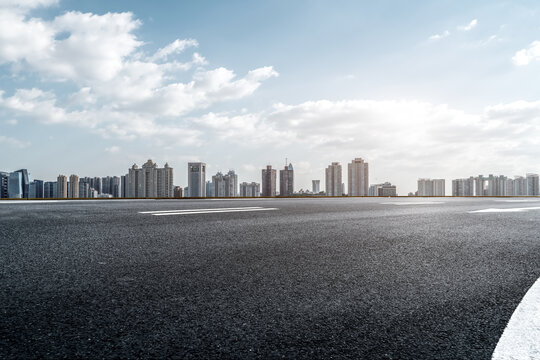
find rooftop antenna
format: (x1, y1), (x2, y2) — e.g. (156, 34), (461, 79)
(285, 157), (288, 167)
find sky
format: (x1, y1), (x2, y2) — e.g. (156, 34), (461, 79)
(1, 0), (540, 195)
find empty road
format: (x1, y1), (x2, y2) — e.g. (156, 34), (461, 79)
(1, 197), (539, 359)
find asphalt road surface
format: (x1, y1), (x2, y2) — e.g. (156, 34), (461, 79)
(1, 197), (540, 359)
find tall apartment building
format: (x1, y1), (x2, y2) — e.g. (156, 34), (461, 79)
(452, 177), (475, 196)
(417, 178), (445, 196)
(57, 175), (67, 198)
(312, 180), (320, 194)
(205, 181), (214, 197)
(279, 163), (294, 196)
(526, 173), (539, 196)
(261, 165), (276, 197)
(325, 162), (342, 196)
(44, 181), (57, 198)
(69, 174), (79, 198)
(29, 180), (44, 198)
(79, 180), (90, 198)
(348, 158), (369, 196)
(188, 162), (206, 197)
(240, 182), (260, 197)
(0, 172), (8, 198)
(475, 175), (485, 196)
(212, 171), (237, 197)
(128, 160), (174, 198)
(513, 176), (527, 196)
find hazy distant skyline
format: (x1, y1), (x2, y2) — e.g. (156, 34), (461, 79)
(1, 0), (540, 194)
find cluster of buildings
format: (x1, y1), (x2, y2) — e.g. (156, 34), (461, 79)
(5, 156), (539, 199)
(450, 174), (539, 196)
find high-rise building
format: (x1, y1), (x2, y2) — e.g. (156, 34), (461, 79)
(452, 177), (475, 196)
(325, 162), (342, 196)
(240, 182), (260, 197)
(0, 172), (9, 198)
(79, 180), (90, 198)
(526, 173), (539, 196)
(127, 160), (174, 198)
(188, 162), (206, 197)
(29, 180), (44, 198)
(261, 165), (276, 197)
(513, 176), (527, 196)
(157, 163), (173, 198)
(110, 176), (121, 198)
(91, 177), (103, 195)
(212, 171), (237, 197)
(8, 172), (23, 198)
(57, 175), (67, 198)
(312, 180), (320, 194)
(475, 175), (486, 196)
(44, 181), (57, 198)
(121, 175), (128, 198)
(279, 163), (294, 196)
(206, 181), (214, 197)
(417, 178), (445, 196)
(69, 174), (79, 198)
(348, 158), (369, 196)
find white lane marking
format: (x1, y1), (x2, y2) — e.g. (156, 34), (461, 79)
(494, 199), (540, 203)
(469, 207), (540, 213)
(139, 207), (263, 214)
(381, 202), (445, 205)
(492, 277), (540, 360)
(149, 208), (278, 216)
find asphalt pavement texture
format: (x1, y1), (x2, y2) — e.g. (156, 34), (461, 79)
(1, 197), (540, 359)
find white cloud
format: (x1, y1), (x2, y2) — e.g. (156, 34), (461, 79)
(512, 41), (540, 66)
(428, 30), (450, 41)
(0, 135), (30, 148)
(5, 119), (17, 125)
(458, 19), (478, 31)
(147, 38), (198, 62)
(0, 3), (278, 143)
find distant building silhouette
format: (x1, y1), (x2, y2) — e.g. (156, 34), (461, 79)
(127, 160), (173, 198)
(69, 174), (79, 198)
(417, 178), (445, 196)
(312, 180), (320, 194)
(369, 182), (397, 196)
(325, 162), (342, 196)
(57, 175), (67, 198)
(279, 163), (294, 196)
(261, 165), (276, 196)
(348, 158), (369, 196)
(188, 162), (206, 197)
(240, 182), (260, 197)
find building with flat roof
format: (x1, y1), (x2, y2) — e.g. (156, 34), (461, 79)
(261, 165), (276, 197)
(325, 162), (342, 196)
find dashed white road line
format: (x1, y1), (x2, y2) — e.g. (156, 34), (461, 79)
(469, 207), (540, 213)
(139, 206), (278, 216)
(381, 202), (445, 205)
(492, 277), (540, 360)
(494, 199), (540, 203)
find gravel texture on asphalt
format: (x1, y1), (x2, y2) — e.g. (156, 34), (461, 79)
(1, 197), (539, 359)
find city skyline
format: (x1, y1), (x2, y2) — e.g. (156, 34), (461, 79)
(2, 1), (540, 195)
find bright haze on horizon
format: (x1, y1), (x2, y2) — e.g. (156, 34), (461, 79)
(1, 0), (539, 195)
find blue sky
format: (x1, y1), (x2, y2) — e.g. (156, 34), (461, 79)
(1, 0), (540, 194)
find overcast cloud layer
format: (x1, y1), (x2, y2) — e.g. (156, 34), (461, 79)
(1, 0), (540, 194)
